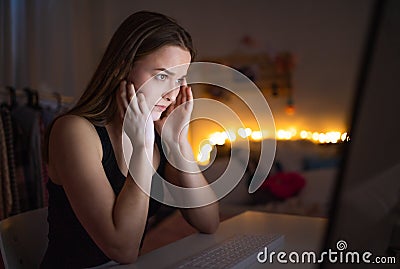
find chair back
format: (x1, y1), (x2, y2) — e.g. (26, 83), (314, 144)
(0, 208), (48, 269)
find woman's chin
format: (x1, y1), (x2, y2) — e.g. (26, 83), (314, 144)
(151, 111), (162, 121)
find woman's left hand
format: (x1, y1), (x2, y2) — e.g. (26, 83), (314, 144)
(154, 85), (193, 146)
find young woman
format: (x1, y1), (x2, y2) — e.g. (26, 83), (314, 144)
(41, 11), (219, 268)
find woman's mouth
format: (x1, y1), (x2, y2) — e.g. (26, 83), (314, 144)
(154, 105), (167, 112)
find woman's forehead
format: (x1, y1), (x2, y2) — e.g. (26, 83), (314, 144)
(137, 46), (191, 73)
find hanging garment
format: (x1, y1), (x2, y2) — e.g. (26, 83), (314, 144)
(1, 105), (20, 215)
(0, 115), (12, 218)
(12, 105), (44, 210)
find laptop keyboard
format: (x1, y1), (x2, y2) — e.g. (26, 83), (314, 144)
(173, 233), (285, 268)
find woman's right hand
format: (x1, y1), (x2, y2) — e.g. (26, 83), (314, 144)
(116, 80), (155, 150)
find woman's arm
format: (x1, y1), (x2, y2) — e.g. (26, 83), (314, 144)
(156, 85), (219, 233)
(49, 81), (154, 263)
(50, 97), (154, 264)
(164, 140), (220, 234)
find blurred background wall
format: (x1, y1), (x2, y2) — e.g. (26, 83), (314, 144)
(1, 0), (373, 144)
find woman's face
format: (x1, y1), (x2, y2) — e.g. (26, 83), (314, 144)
(128, 45), (192, 121)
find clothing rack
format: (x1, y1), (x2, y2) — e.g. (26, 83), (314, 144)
(0, 86), (73, 220)
(0, 86), (75, 106)
(0, 86), (75, 219)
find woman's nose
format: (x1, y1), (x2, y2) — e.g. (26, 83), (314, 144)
(163, 87), (180, 102)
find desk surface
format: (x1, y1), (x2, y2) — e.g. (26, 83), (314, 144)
(99, 211), (327, 269)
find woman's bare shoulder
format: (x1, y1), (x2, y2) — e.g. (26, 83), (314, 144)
(51, 114), (97, 138)
(49, 114), (102, 157)
(52, 114), (93, 130)
(48, 115), (103, 183)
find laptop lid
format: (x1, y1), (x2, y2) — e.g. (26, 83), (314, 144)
(322, 0), (400, 268)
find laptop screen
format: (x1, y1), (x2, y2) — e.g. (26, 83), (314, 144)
(322, 0), (400, 268)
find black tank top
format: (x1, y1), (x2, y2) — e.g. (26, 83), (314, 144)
(41, 125), (166, 268)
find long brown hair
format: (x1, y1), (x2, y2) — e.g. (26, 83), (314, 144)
(68, 10), (195, 125)
(44, 11), (195, 162)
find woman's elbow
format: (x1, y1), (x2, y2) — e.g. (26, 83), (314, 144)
(104, 244), (139, 264)
(200, 218), (220, 234)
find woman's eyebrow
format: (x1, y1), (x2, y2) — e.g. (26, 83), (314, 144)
(154, 68), (187, 78)
(154, 68), (175, 76)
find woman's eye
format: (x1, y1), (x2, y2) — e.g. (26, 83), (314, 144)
(176, 78), (186, 85)
(156, 74), (168, 80)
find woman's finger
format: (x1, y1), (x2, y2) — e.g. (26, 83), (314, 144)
(177, 86), (184, 106)
(137, 93), (149, 115)
(118, 81), (129, 119)
(187, 86), (193, 99)
(182, 78), (188, 87)
(165, 101), (175, 115)
(128, 83), (140, 113)
(181, 85), (187, 102)
(180, 85), (189, 108)
(186, 86), (193, 109)
(186, 86), (192, 101)
(186, 86), (193, 100)
(126, 81), (134, 104)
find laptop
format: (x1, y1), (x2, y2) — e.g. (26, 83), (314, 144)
(321, 0), (400, 268)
